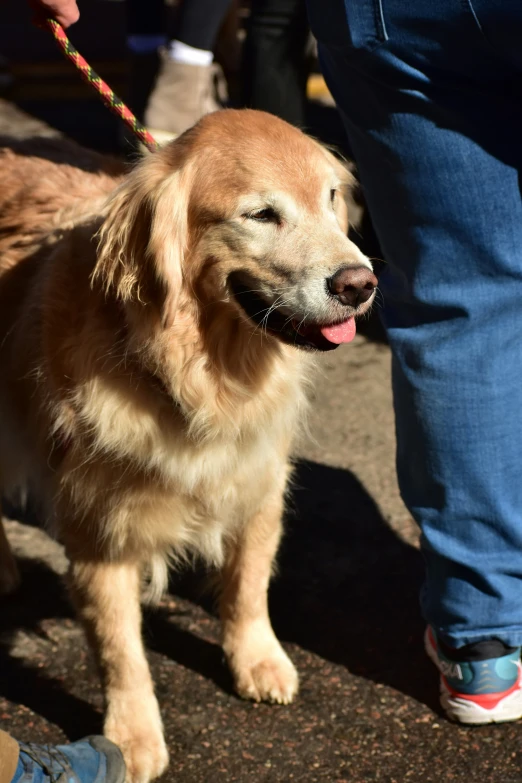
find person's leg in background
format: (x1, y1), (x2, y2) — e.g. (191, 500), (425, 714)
(0, 729), (125, 783)
(241, 0), (309, 127)
(306, 0), (522, 723)
(144, 0), (233, 141)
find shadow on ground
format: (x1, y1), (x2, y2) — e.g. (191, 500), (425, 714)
(0, 558), (102, 737)
(154, 459), (429, 706)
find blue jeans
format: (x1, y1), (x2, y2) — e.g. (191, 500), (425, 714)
(306, 0), (522, 647)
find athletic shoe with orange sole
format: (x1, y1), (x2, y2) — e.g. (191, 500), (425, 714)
(425, 626), (522, 724)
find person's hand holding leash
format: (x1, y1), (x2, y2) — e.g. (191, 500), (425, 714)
(28, 0), (79, 28)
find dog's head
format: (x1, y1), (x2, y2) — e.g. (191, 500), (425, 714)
(95, 110), (376, 355)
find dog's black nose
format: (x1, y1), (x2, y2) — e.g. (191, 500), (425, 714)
(327, 266), (377, 307)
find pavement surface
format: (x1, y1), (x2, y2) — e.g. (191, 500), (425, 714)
(1, 25), (521, 782)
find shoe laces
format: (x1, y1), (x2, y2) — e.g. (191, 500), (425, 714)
(19, 742), (74, 783)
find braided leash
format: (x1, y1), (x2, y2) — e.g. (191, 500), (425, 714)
(44, 18), (159, 152)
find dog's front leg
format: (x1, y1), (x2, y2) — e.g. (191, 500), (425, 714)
(68, 559), (169, 783)
(220, 487), (298, 704)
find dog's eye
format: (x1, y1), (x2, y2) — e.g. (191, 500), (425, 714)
(246, 208), (280, 223)
(330, 189), (337, 206)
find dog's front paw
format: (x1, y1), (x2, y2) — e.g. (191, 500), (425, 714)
(104, 693), (169, 783)
(225, 630), (299, 704)
(234, 653), (299, 704)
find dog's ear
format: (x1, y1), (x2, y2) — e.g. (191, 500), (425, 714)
(93, 152), (193, 322)
(315, 143), (362, 233)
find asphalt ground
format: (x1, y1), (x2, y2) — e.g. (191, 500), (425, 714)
(1, 15), (522, 781)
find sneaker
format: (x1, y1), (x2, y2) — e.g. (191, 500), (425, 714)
(12, 736), (125, 783)
(425, 625), (522, 724)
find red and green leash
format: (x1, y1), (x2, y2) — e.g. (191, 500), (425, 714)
(44, 18), (160, 153)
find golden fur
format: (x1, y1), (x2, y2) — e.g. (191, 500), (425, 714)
(0, 111), (374, 782)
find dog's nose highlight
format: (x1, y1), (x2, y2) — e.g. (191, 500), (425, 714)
(327, 266), (377, 307)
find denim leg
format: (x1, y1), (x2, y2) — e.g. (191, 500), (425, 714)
(306, 0), (522, 646)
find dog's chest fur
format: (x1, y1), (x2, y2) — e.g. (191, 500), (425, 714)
(51, 345), (310, 568)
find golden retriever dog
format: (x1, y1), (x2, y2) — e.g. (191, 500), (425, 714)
(0, 110), (376, 782)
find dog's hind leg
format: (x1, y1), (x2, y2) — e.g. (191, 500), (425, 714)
(219, 481), (299, 705)
(0, 514), (21, 596)
(68, 557), (169, 783)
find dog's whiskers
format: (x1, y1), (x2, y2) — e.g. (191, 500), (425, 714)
(257, 295), (293, 338)
(373, 287), (385, 309)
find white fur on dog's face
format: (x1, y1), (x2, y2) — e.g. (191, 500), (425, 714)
(207, 182), (372, 326)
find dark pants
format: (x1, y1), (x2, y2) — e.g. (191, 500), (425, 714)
(126, 0), (231, 51)
(242, 0), (309, 127)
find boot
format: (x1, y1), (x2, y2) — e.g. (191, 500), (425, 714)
(144, 51), (221, 144)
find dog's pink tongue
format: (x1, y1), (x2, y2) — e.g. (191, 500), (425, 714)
(320, 317), (356, 344)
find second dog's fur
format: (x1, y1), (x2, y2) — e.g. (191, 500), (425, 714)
(0, 110), (376, 782)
